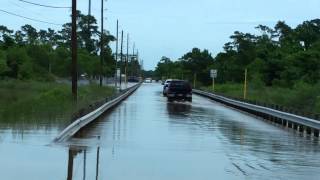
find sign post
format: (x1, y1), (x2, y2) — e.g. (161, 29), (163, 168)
(243, 69), (247, 99)
(116, 68), (121, 90)
(210, 69), (217, 91)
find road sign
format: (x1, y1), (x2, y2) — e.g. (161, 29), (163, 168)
(210, 69), (217, 78)
(117, 68), (121, 78)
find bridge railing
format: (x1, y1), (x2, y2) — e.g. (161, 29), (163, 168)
(193, 89), (320, 137)
(197, 88), (320, 121)
(54, 83), (141, 143)
(71, 85), (138, 121)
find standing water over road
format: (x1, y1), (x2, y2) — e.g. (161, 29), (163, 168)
(0, 83), (320, 179)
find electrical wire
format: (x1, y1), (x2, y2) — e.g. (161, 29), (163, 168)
(10, 1), (43, 16)
(18, 0), (71, 9)
(0, 9), (63, 26)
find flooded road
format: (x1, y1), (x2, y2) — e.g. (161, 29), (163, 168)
(1, 83), (320, 179)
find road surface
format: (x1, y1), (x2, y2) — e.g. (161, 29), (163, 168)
(0, 83), (320, 180)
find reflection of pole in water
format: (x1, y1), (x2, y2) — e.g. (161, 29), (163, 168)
(67, 149), (75, 180)
(83, 150), (86, 180)
(96, 147), (100, 180)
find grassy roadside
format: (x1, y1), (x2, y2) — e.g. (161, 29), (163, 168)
(201, 82), (320, 114)
(0, 80), (115, 123)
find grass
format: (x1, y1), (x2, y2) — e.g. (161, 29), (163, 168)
(201, 82), (320, 114)
(0, 80), (115, 124)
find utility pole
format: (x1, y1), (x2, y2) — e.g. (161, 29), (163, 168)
(137, 50), (141, 78)
(132, 43), (135, 76)
(71, 0), (77, 101)
(125, 33), (129, 88)
(115, 20), (119, 88)
(99, 0), (104, 87)
(88, 0), (91, 15)
(119, 30), (123, 90)
(132, 42), (135, 57)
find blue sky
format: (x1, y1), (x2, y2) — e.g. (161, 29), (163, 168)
(1, 0), (320, 70)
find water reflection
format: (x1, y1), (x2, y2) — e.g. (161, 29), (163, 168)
(166, 102), (191, 116)
(2, 84), (320, 180)
(0, 115), (71, 142)
(216, 113), (320, 168)
(66, 146), (100, 180)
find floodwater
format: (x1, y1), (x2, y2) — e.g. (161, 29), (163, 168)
(1, 83), (320, 180)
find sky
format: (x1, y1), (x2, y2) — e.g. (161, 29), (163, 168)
(1, 0), (320, 70)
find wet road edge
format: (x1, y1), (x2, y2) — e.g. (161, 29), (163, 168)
(53, 83), (142, 143)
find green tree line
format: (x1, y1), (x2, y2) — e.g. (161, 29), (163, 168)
(155, 19), (320, 87)
(0, 11), (140, 81)
(154, 19), (320, 113)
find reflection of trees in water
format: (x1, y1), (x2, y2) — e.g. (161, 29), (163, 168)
(0, 111), (71, 136)
(0, 114), (71, 137)
(216, 115), (320, 167)
(67, 146), (100, 180)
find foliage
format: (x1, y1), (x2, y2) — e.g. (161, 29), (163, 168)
(0, 11), (136, 80)
(154, 19), (320, 87)
(154, 19), (320, 113)
(0, 80), (115, 122)
(154, 49), (214, 84)
(202, 81), (320, 114)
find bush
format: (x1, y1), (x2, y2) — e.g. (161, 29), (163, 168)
(0, 80), (116, 122)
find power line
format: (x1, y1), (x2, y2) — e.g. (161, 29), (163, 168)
(10, 1), (44, 17)
(18, 0), (71, 9)
(0, 9), (63, 26)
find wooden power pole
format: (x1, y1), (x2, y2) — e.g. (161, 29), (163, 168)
(99, 0), (104, 86)
(88, 0), (91, 15)
(115, 20), (118, 88)
(119, 30), (123, 89)
(125, 33), (129, 87)
(71, 0), (77, 101)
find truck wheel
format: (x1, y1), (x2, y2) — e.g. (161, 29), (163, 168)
(167, 98), (173, 102)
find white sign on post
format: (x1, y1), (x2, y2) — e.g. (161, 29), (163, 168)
(117, 68), (121, 78)
(210, 69), (217, 78)
(210, 69), (217, 91)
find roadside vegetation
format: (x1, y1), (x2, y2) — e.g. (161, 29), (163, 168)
(0, 11), (142, 122)
(153, 19), (320, 114)
(0, 80), (115, 122)
(201, 82), (320, 114)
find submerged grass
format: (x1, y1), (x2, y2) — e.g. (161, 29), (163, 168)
(201, 82), (320, 114)
(0, 80), (115, 123)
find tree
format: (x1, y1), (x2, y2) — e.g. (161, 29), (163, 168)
(21, 24), (38, 44)
(78, 14), (99, 53)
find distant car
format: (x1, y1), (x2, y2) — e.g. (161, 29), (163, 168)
(144, 78), (152, 83)
(162, 79), (173, 96)
(128, 76), (139, 82)
(166, 80), (192, 102)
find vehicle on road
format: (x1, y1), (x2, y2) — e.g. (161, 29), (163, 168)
(128, 76), (140, 82)
(162, 79), (173, 96)
(166, 80), (192, 102)
(144, 78), (152, 83)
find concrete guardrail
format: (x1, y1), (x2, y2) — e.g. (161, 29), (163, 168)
(193, 89), (320, 137)
(54, 83), (141, 143)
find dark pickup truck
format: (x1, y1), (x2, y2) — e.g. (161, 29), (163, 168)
(166, 80), (192, 102)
